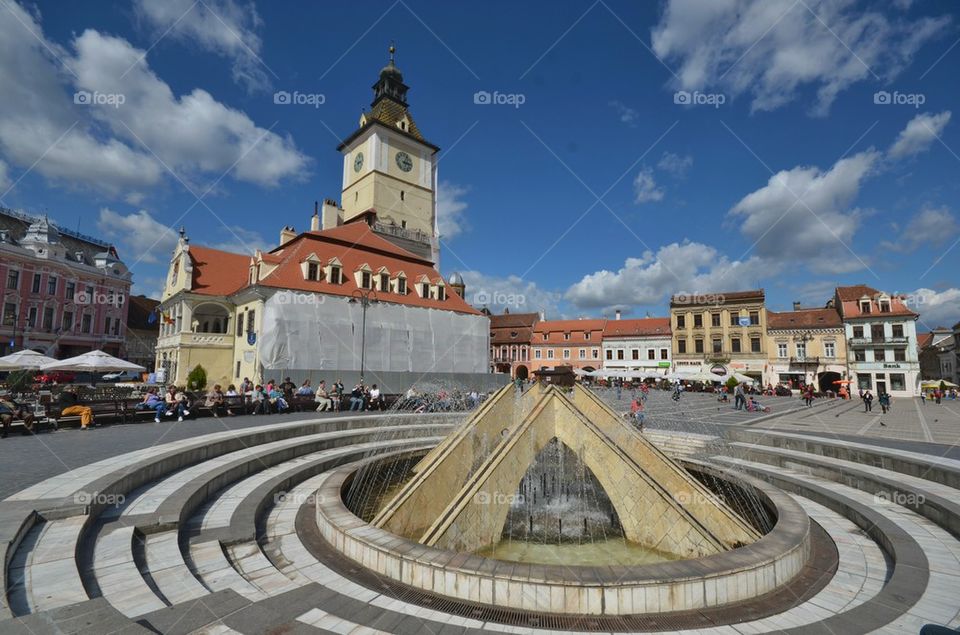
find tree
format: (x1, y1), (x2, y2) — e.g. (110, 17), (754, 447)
(725, 376), (739, 392)
(187, 365), (208, 392)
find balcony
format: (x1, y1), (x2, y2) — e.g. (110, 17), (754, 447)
(849, 337), (908, 347)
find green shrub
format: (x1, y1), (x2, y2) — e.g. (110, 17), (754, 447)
(187, 365), (208, 392)
(725, 376), (739, 391)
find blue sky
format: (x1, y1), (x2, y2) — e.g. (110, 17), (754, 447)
(1, 0), (958, 329)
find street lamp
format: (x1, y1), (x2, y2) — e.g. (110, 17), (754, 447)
(348, 288), (379, 384)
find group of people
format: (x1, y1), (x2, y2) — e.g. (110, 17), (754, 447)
(136, 385), (192, 421)
(921, 388), (956, 404)
(859, 389), (893, 414)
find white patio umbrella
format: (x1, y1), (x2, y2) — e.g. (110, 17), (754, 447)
(720, 372), (755, 384)
(0, 349), (59, 370)
(40, 350), (145, 373)
(676, 370), (720, 382)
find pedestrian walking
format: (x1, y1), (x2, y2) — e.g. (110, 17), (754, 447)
(734, 383), (745, 411)
(863, 390), (873, 412)
(879, 392), (890, 414)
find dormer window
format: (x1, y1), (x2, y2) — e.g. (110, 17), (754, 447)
(436, 284), (446, 301)
(860, 300), (872, 314)
(379, 273), (390, 292)
(879, 298), (891, 313)
(361, 271), (371, 289)
(420, 282), (430, 297)
(396, 275), (407, 295)
(306, 262), (319, 281)
(329, 265), (341, 284)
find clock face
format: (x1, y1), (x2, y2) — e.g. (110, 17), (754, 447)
(395, 151), (413, 172)
(353, 152), (364, 172)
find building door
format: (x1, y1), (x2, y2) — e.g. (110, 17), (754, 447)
(877, 379), (887, 395)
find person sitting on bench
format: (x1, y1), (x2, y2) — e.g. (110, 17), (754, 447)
(58, 386), (94, 430)
(205, 384), (227, 417)
(0, 392), (37, 437)
(314, 380), (334, 412)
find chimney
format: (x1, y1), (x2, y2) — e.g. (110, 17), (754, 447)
(321, 199), (342, 230)
(615, 309), (621, 320)
(310, 201), (320, 232)
(539, 310), (546, 321)
(279, 225), (296, 245)
(793, 301), (801, 311)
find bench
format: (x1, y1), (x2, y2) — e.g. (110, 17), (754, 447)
(47, 398), (128, 428)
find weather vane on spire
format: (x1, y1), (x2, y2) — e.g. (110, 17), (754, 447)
(389, 41), (396, 63)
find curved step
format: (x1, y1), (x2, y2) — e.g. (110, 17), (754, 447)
(143, 530), (210, 605)
(92, 526), (166, 617)
(7, 516), (89, 615)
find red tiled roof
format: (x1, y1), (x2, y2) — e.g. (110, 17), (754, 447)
(917, 332), (933, 349)
(533, 319), (606, 346)
(250, 223), (480, 315)
(834, 285), (917, 318)
(189, 246), (251, 296)
(767, 308), (842, 330)
(602, 318), (671, 338)
(489, 312), (540, 329)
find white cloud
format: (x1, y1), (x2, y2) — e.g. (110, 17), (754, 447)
(881, 205), (956, 253)
(565, 241), (774, 310)
(134, 0), (269, 92)
(97, 208), (180, 264)
(652, 0), (950, 114)
(437, 181), (469, 239)
(888, 111), (951, 159)
(657, 152), (693, 177)
(633, 167), (664, 203)
(609, 100), (639, 126)
(729, 150), (879, 273)
(209, 226), (270, 255)
(458, 271), (562, 318)
(906, 288), (960, 328)
(70, 29), (309, 188)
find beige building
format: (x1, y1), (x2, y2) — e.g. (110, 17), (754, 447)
(764, 306), (847, 391)
(670, 290), (767, 381)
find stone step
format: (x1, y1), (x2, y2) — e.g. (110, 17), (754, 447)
(727, 440), (960, 540)
(92, 525), (167, 617)
(0, 597), (153, 634)
(188, 540), (267, 602)
(143, 530), (210, 605)
(7, 516), (89, 615)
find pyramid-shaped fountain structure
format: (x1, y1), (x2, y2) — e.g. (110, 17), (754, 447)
(373, 383), (761, 558)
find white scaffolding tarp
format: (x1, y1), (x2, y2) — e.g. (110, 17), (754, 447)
(259, 291), (488, 375)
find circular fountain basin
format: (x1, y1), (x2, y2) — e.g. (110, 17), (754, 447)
(313, 453), (812, 615)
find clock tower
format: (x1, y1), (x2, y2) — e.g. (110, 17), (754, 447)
(338, 45), (440, 262)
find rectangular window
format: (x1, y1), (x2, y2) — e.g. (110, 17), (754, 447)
(871, 325), (885, 340)
(113, 318), (120, 335)
(693, 313), (703, 328)
(879, 301), (891, 313)
(246, 310), (255, 334)
(892, 324), (904, 338)
(890, 373), (905, 391)
(584, 332), (591, 340)
(730, 312), (740, 326)
(306, 262), (319, 281)
(751, 337), (761, 353)
(104, 317), (111, 335)
(81, 314), (92, 334)
(237, 311), (244, 336)
(855, 349), (866, 362)
(47, 276), (57, 295)
(563, 349), (571, 359)
(824, 342), (835, 358)
(647, 349), (655, 360)
(6, 270), (19, 290)
(2, 302), (16, 327)
(42, 307), (54, 330)
(593, 348), (599, 359)
(676, 314), (685, 329)
(857, 373), (872, 390)
(542, 333), (548, 341)
(420, 282), (430, 297)
(380, 273), (390, 292)
(62, 311), (73, 331)
(853, 326), (863, 338)
(731, 337), (741, 353)
(437, 286), (446, 301)
(65, 281), (75, 299)
(712, 338), (722, 353)
(660, 348), (668, 360)
(749, 311), (760, 325)
(677, 339), (687, 354)
(777, 343), (787, 358)
(534, 349), (542, 360)
(236, 361), (241, 378)
(617, 349), (624, 360)
(329, 266), (341, 284)
(606, 349), (613, 360)
(860, 302), (872, 314)
(547, 349), (554, 359)
(361, 271), (371, 289)
(694, 339), (704, 353)
(894, 348), (906, 361)
(711, 313), (721, 327)
(633, 349), (641, 360)
(27, 306), (37, 327)
(579, 349), (585, 359)
(874, 349), (886, 361)
(32, 273), (41, 293)
(563, 333), (570, 341)
(795, 342), (806, 359)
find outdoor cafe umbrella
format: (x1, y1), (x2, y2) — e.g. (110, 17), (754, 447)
(921, 380), (958, 389)
(40, 350), (145, 373)
(0, 350), (59, 370)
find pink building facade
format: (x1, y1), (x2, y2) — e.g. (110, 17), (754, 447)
(0, 210), (130, 359)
